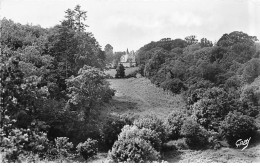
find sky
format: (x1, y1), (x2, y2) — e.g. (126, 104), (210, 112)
(1, 0), (260, 52)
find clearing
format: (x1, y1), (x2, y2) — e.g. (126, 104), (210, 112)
(103, 68), (186, 118)
(105, 77), (187, 118)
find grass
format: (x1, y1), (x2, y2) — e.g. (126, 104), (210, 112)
(164, 144), (260, 163)
(103, 77), (187, 118)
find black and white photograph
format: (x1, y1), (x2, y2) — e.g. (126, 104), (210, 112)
(0, 0), (260, 163)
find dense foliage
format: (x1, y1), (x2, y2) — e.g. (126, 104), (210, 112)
(136, 32), (260, 150)
(76, 138), (98, 160)
(134, 115), (167, 143)
(180, 118), (208, 149)
(100, 115), (132, 150)
(108, 137), (160, 163)
(0, 5), (114, 162)
(220, 111), (257, 145)
(107, 125), (161, 163)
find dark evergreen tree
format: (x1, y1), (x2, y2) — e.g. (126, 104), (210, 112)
(115, 64), (125, 78)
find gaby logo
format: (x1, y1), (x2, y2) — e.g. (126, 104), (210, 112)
(235, 137), (251, 151)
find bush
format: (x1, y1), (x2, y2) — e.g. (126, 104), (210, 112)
(125, 70), (138, 78)
(107, 137), (160, 163)
(242, 58), (260, 83)
(192, 87), (231, 130)
(54, 137), (74, 158)
(184, 78), (214, 105)
(100, 82), (115, 102)
(160, 78), (186, 94)
(115, 64), (125, 78)
(180, 118), (208, 149)
(239, 85), (260, 117)
(76, 138), (98, 161)
(220, 111), (257, 146)
(0, 127), (51, 162)
(150, 72), (166, 87)
(100, 115), (133, 150)
(134, 115), (166, 143)
(138, 64), (145, 76)
(224, 76), (242, 90)
(164, 111), (186, 140)
(118, 125), (162, 152)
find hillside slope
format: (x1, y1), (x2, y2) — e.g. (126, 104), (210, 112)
(96, 76), (260, 163)
(104, 77), (187, 118)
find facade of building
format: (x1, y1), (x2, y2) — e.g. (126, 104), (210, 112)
(119, 49), (137, 67)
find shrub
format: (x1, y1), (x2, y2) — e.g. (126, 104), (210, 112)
(115, 64), (125, 78)
(220, 111), (257, 146)
(180, 118), (208, 149)
(54, 137), (74, 158)
(0, 126), (51, 162)
(160, 78), (186, 94)
(164, 111), (186, 140)
(100, 82), (115, 102)
(150, 72), (166, 87)
(239, 85), (260, 117)
(1, 128), (30, 162)
(118, 125), (162, 152)
(76, 138), (98, 161)
(107, 137), (160, 163)
(184, 78), (214, 105)
(138, 64), (145, 76)
(242, 58), (260, 83)
(134, 115), (166, 143)
(100, 115), (133, 150)
(125, 70), (138, 78)
(224, 75), (242, 90)
(192, 87), (231, 130)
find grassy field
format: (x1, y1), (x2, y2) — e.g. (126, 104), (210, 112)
(92, 74), (260, 163)
(105, 77), (186, 118)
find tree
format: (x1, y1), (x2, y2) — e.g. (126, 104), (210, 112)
(242, 58), (260, 83)
(192, 87), (231, 130)
(185, 35), (198, 45)
(66, 65), (114, 119)
(200, 38), (213, 48)
(48, 5), (104, 75)
(220, 111), (257, 146)
(62, 5), (88, 32)
(144, 48), (170, 78)
(115, 64), (125, 78)
(64, 9), (76, 29)
(74, 5), (88, 32)
(217, 31), (258, 47)
(104, 44), (114, 63)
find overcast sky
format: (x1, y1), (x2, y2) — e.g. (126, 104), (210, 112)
(1, 0), (260, 52)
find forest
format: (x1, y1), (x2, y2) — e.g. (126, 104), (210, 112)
(1, 5), (260, 163)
